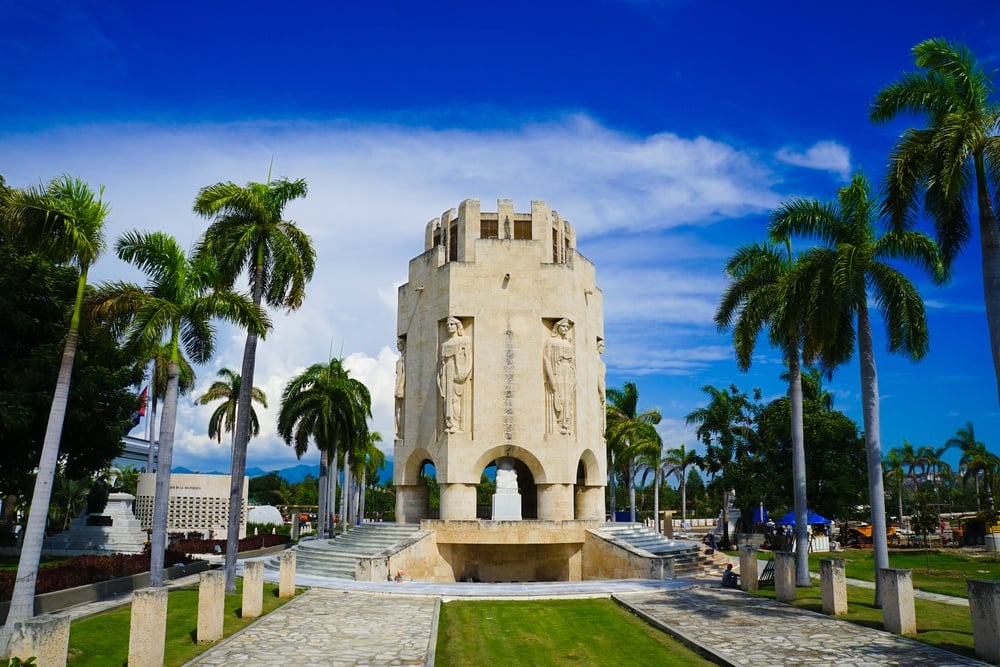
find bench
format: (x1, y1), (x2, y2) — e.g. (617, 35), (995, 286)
(758, 559), (775, 586)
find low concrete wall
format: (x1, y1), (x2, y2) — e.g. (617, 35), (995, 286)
(582, 530), (674, 580)
(0, 560), (209, 623)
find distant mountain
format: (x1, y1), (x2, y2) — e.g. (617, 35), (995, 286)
(173, 460), (393, 484)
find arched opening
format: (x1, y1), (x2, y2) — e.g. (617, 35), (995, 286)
(478, 458), (538, 520)
(419, 460), (438, 520)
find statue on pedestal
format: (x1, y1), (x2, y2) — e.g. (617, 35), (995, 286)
(438, 317), (472, 434)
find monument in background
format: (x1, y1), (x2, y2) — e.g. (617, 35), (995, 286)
(391, 199), (608, 582)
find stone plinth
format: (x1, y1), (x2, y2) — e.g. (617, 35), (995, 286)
(279, 551), (296, 598)
(739, 546), (758, 591)
(967, 579), (1000, 663)
(7, 614), (70, 667)
(774, 551), (796, 602)
(242, 561), (264, 619)
(492, 493), (522, 520)
(197, 570), (225, 643)
(820, 559), (847, 615)
(879, 568), (916, 635)
(128, 587), (167, 667)
(43, 492), (147, 555)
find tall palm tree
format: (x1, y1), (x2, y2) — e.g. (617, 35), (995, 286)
(948, 422), (999, 514)
(3, 175), (109, 631)
(872, 38), (1000, 402)
(141, 343), (195, 471)
(354, 432), (385, 525)
(194, 173), (315, 591)
(883, 447), (908, 531)
(277, 358), (370, 539)
(685, 384), (754, 549)
(91, 230), (266, 586)
(197, 367), (268, 450)
(606, 382), (662, 524)
(663, 444), (699, 523)
(770, 171), (943, 606)
(716, 239), (848, 585)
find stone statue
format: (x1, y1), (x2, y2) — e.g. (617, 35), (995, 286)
(543, 318), (576, 435)
(503, 215), (511, 239)
(495, 458), (518, 493)
(394, 337), (406, 438)
(438, 316), (472, 434)
(86, 475), (110, 515)
(597, 338), (606, 434)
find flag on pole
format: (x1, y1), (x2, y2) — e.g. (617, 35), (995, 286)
(128, 386), (148, 432)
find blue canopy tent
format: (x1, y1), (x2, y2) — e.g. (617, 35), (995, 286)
(775, 509), (831, 527)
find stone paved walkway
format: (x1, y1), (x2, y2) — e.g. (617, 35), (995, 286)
(615, 586), (987, 667)
(183, 589), (439, 666)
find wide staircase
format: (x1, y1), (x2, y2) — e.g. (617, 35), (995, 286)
(594, 523), (731, 579)
(268, 522), (420, 580)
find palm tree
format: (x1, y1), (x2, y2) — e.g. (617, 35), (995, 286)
(663, 444), (700, 523)
(91, 230), (266, 586)
(769, 171), (943, 606)
(141, 343), (195, 471)
(781, 367), (834, 410)
(883, 447), (908, 531)
(354, 432), (385, 525)
(194, 173), (315, 591)
(948, 422), (999, 514)
(872, 38), (1000, 402)
(277, 358), (370, 539)
(197, 367), (268, 450)
(3, 175), (109, 630)
(716, 239), (848, 585)
(685, 384), (754, 549)
(606, 382), (662, 524)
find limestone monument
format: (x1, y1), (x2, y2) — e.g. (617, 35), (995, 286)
(394, 199), (606, 524)
(44, 467), (148, 555)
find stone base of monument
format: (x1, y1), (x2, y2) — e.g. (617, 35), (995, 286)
(492, 493), (522, 520)
(44, 492), (148, 555)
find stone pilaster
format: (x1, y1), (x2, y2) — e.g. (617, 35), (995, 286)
(879, 568), (916, 635)
(820, 559), (847, 615)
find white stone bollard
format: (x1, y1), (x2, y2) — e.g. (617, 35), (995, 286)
(279, 550), (297, 598)
(774, 551), (796, 602)
(820, 558), (847, 615)
(243, 560), (265, 619)
(7, 614), (70, 667)
(197, 570), (226, 643)
(879, 568), (916, 635)
(739, 546), (758, 591)
(967, 579), (1000, 663)
(128, 587), (168, 667)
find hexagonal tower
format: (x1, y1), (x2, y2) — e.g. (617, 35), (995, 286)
(394, 199), (606, 524)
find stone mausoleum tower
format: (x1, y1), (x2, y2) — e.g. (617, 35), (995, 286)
(394, 199), (606, 524)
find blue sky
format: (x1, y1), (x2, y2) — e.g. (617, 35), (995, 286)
(2, 1), (999, 479)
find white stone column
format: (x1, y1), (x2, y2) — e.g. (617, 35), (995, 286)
(128, 587), (167, 667)
(820, 558), (847, 615)
(242, 560), (264, 619)
(774, 551), (796, 602)
(879, 568), (916, 635)
(7, 614), (70, 667)
(967, 579), (1000, 663)
(279, 550), (297, 598)
(439, 483), (476, 520)
(739, 546), (758, 592)
(197, 570), (225, 643)
(573, 486), (604, 520)
(537, 483), (573, 521)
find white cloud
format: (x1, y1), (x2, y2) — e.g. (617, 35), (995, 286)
(775, 140), (851, 180)
(2, 115), (788, 474)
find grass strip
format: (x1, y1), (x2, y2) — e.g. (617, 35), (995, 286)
(66, 580), (299, 667)
(436, 598), (712, 666)
(749, 583), (977, 659)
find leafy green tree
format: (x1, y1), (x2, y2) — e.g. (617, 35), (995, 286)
(92, 230), (266, 586)
(606, 382), (662, 523)
(716, 239), (848, 584)
(770, 171), (943, 606)
(249, 471), (291, 506)
(51, 473), (89, 531)
(872, 38), (1000, 401)
(685, 384), (756, 548)
(194, 173), (315, 592)
(949, 422), (999, 515)
(277, 358), (370, 539)
(197, 367), (268, 450)
(3, 175), (111, 630)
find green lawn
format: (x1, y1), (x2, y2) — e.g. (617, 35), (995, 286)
(66, 581), (299, 667)
(749, 583), (978, 659)
(435, 598), (712, 666)
(744, 548), (1000, 598)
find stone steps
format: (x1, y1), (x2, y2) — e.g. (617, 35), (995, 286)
(595, 523), (730, 578)
(267, 523), (421, 580)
